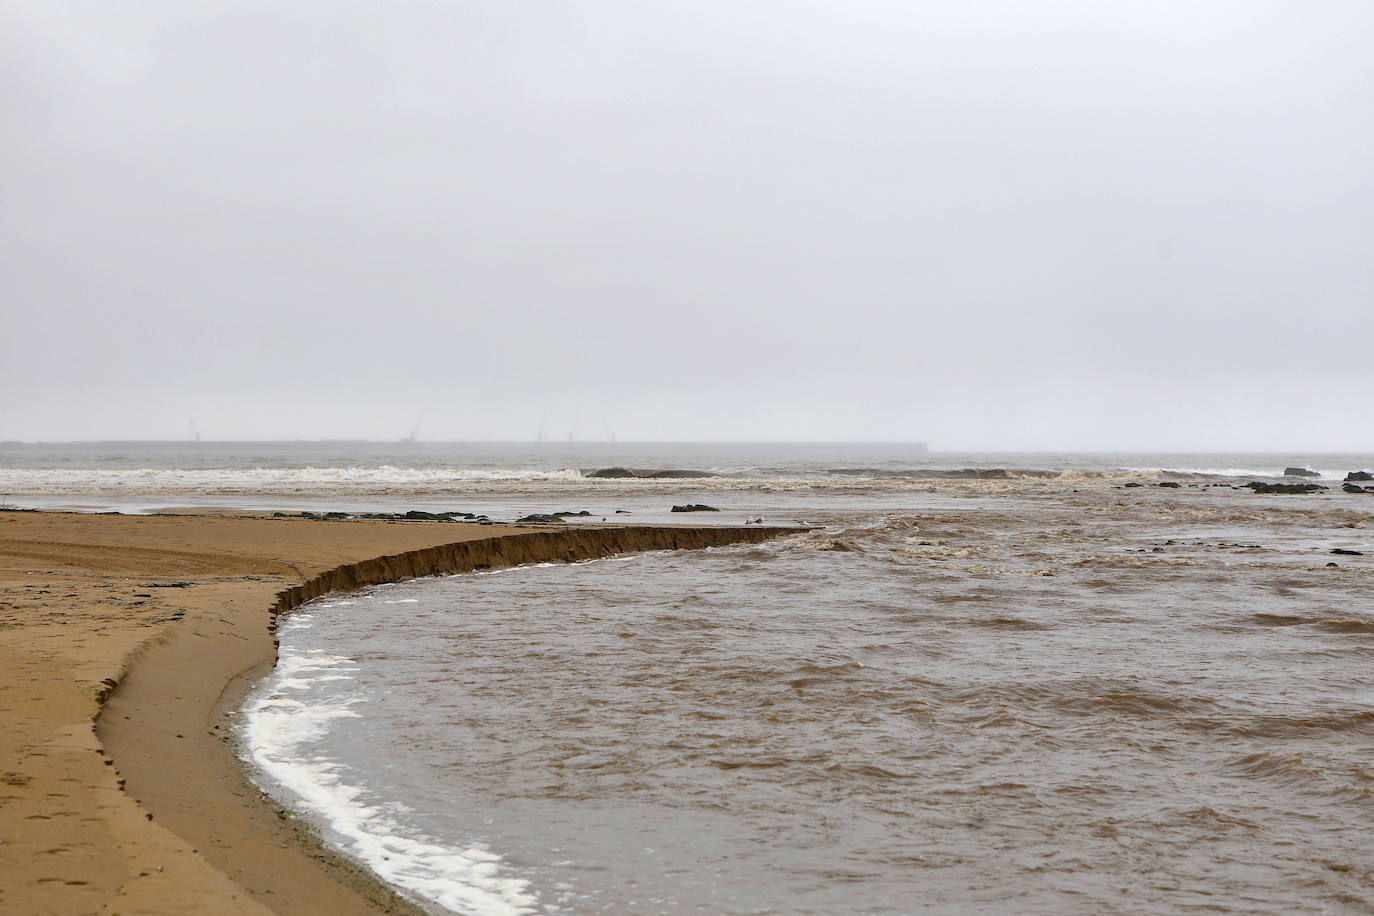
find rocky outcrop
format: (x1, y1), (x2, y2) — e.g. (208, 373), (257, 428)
(1284, 467), (1320, 478)
(1345, 471), (1373, 482)
(515, 510), (594, 523)
(1244, 482), (1326, 494)
(671, 504), (720, 512)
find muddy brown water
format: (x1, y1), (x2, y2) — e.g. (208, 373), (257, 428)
(243, 486), (1374, 914)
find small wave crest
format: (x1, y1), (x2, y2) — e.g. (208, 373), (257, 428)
(0, 465), (587, 488)
(1250, 613), (1374, 633)
(1193, 709), (1374, 740)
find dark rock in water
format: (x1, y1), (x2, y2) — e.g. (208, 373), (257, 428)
(1345, 471), (1373, 482)
(1343, 484), (1372, 494)
(614, 509), (631, 514)
(671, 504), (720, 512)
(647, 469), (717, 479)
(1123, 481), (1143, 488)
(1244, 482), (1327, 494)
(1331, 548), (1364, 556)
(1158, 482), (1181, 488)
(516, 513), (565, 523)
(1284, 467), (1320, 478)
(553, 510), (592, 517)
(324, 511), (348, 519)
(587, 467), (637, 478)
(352, 510), (480, 521)
(1327, 562), (1340, 567)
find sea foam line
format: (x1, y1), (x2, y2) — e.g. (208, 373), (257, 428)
(241, 616), (539, 916)
(1122, 466), (1349, 481)
(0, 465), (586, 488)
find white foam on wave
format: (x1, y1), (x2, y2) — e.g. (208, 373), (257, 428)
(17, 463), (1350, 497)
(1123, 466), (1348, 481)
(0, 465), (586, 489)
(241, 616), (539, 916)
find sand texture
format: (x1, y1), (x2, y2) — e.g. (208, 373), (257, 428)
(0, 511), (798, 915)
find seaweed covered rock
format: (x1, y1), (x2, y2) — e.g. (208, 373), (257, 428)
(1345, 471), (1373, 482)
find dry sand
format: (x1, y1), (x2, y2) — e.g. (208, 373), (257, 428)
(0, 511), (795, 915)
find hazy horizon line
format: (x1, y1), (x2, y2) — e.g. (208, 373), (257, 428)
(2, 439), (1371, 456)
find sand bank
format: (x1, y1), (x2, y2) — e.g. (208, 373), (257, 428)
(0, 511), (799, 915)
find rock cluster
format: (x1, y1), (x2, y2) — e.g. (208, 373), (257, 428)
(515, 510), (595, 523)
(1242, 480), (1324, 494)
(273, 510), (491, 523)
(1244, 482), (1326, 494)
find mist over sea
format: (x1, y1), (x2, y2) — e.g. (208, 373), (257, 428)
(5, 442), (1373, 913)
(1, 440), (1370, 519)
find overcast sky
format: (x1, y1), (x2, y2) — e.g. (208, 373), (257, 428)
(3, 1), (1371, 449)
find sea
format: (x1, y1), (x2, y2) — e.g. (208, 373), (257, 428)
(4, 442), (1373, 914)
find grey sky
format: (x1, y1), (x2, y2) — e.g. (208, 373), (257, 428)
(3, 1), (1371, 449)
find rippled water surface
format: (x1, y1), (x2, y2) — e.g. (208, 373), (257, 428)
(244, 487), (1374, 914)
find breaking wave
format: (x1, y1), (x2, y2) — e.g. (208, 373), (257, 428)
(0, 465), (588, 489)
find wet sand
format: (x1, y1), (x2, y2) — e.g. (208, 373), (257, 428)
(0, 511), (795, 915)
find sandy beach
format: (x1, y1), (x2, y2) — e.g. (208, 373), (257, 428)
(0, 510), (793, 915)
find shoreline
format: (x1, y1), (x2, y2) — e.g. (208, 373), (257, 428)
(0, 510), (800, 914)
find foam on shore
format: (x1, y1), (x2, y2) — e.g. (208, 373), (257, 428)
(244, 617), (538, 915)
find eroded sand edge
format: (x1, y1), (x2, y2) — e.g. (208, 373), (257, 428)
(0, 512), (798, 915)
